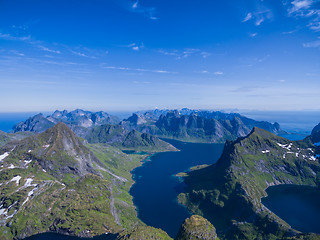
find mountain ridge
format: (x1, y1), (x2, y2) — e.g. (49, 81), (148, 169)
(178, 126), (320, 239)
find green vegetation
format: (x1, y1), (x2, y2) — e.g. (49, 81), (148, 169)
(179, 128), (320, 239)
(0, 122), (175, 239)
(175, 215), (218, 240)
(117, 225), (173, 240)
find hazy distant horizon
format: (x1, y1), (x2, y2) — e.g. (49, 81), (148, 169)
(0, 108), (319, 134)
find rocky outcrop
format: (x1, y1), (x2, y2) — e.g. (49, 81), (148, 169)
(175, 215), (218, 240)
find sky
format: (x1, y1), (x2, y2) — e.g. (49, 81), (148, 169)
(0, 0), (319, 112)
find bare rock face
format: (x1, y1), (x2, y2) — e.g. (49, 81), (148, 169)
(11, 122), (102, 179)
(175, 215), (218, 240)
(13, 113), (55, 133)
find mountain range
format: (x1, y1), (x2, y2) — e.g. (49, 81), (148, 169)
(13, 109), (119, 133)
(121, 110), (283, 143)
(11, 108), (284, 144)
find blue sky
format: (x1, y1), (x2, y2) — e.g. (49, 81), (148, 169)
(0, 0), (319, 112)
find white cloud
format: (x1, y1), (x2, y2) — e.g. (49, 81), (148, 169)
(70, 50), (89, 57)
(303, 39), (320, 47)
(255, 18), (264, 26)
(249, 32), (258, 37)
(289, 0), (313, 14)
(242, 2), (273, 27)
(280, 79), (286, 82)
(158, 48), (210, 60)
(0, 32), (31, 41)
(126, 0), (158, 20)
(214, 71), (224, 75)
(132, 1), (138, 9)
(104, 66), (177, 74)
(243, 13), (253, 22)
(285, 0), (320, 32)
(126, 43), (144, 51)
(39, 46), (61, 54)
(201, 51), (211, 58)
(10, 50), (25, 56)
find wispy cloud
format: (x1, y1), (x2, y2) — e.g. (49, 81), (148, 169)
(242, 3), (273, 27)
(132, 0), (138, 9)
(303, 39), (320, 47)
(70, 50), (90, 57)
(249, 32), (258, 37)
(0, 32), (31, 41)
(113, 0), (158, 20)
(288, 0), (314, 14)
(9, 50), (25, 57)
(214, 71), (224, 75)
(157, 48), (211, 59)
(125, 43), (144, 51)
(104, 65), (177, 74)
(284, 0), (320, 32)
(243, 13), (253, 22)
(39, 45), (61, 54)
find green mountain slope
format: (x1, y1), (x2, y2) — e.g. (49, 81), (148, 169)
(178, 127), (320, 239)
(0, 123), (150, 239)
(86, 125), (177, 152)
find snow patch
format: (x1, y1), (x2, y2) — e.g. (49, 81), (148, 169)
(42, 169), (47, 173)
(277, 142), (293, 150)
(9, 176), (21, 185)
(309, 156), (316, 161)
(283, 154), (286, 159)
(28, 150), (32, 153)
(42, 144), (50, 148)
(0, 208), (7, 215)
(8, 164), (16, 169)
(307, 148), (314, 153)
(24, 178), (37, 188)
(24, 160), (32, 165)
(262, 150), (270, 153)
(0, 152), (9, 161)
(21, 187), (38, 206)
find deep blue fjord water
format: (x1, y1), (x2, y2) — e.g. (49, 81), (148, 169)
(130, 139), (224, 238)
(23, 233), (117, 240)
(262, 185), (320, 234)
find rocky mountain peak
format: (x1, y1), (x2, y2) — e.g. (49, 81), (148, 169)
(175, 215), (217, 240)
(14, 123), (101, 179)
